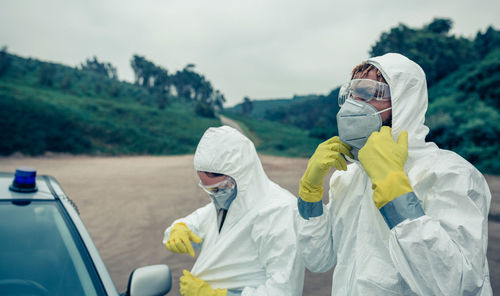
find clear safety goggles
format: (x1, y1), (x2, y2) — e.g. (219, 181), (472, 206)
(198, 177), (235, 195)
(338, 79), (391, 106)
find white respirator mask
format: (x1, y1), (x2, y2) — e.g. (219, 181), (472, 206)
(336, 98), (392, 160)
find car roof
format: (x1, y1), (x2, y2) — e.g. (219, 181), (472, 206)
(0, 172), (57, 200)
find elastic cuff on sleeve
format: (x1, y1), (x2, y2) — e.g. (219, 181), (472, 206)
(379, 192), (424, 229)
(299, 179), (323, 203)
(298, 198), (323, 220)
(373, 170), (413, 209)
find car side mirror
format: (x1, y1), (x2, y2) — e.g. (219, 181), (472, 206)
(124, 264), (172, 296)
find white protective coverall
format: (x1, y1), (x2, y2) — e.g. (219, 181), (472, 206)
(296, 53), (492, 295)
(164, 126), (305, 296)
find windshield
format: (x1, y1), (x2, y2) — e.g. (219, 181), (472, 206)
(0, 201), (104, 296)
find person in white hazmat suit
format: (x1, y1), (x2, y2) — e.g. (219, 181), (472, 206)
(163, 126), (305, 296)
(296, 53), (492, 295)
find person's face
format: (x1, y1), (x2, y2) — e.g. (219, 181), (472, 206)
(353, 69), (392, 124)
(197, 171), (227, 186)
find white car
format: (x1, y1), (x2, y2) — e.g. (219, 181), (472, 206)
(0, 168), (172, 296)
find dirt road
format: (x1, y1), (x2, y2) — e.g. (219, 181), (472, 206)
(0, 155), (498, 295)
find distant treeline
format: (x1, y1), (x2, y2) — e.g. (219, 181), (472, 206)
(0, 48), (225, 117)
(0, 48), (227, 155)
(230, 18), (500, 174)
(129, 55), (226, 115)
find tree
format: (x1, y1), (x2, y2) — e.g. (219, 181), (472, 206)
(370, 24), (415, 56)
(152, 67), (169, 92)
(130, 55), (157, 87)
(172, 64), (209, 101)
(457, 48), (500, 108)
(194, 101), (215, 117)
(425, 18), (452, 34)
(197, 78), (214, 103)
(213, 90), (226, 110)
(474, 26), (500, 58)
(81, 56), (117, 79)
(151, 67), (170, 109)
(370, 18), (477, 87)
(39, 63), (56, 86)
(130, 54), (173, 108)
(130, 55), (224, 111)
(241, 97), (253, 115)
(171, 67), (194, 100)
(0, 46), (10, 77)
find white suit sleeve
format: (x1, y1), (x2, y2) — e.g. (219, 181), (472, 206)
(294, 202), (336, 273)
(241, 205), (305, 296)
(162, 203), (213, 246)
(387, 168), (492, 295)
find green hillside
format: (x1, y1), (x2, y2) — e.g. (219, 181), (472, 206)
(426, 48), (500, 173)
(0, 52), (221, 155)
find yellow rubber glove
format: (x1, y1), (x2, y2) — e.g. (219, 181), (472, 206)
(165, 223), (202, 257)
(299, 136), (353, 202)
(180, 270), (227, 296)
(358, 126), (413, 209)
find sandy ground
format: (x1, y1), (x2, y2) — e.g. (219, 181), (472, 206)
(0, 155), (498, 295)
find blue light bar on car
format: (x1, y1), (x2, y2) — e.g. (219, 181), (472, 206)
(9, 167), (38, 193)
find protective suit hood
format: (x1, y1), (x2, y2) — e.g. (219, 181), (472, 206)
(367, 53), (431, 149)
(194, 125), (270, 220)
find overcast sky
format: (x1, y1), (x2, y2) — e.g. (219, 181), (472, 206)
(1, 0), (499, 106)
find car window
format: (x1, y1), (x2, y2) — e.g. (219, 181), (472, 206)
(0, 201), (103, 296)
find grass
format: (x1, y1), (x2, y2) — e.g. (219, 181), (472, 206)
(222, 112), (321, 158)
(0, 78), (221, 155)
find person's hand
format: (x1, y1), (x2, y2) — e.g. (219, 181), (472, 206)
(358, 126), (407, 183)
(180, 270), (227, 296)
(165, 223), (202, 257)
(358, 126), (412, 209)
(299, 136), (353, 202)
